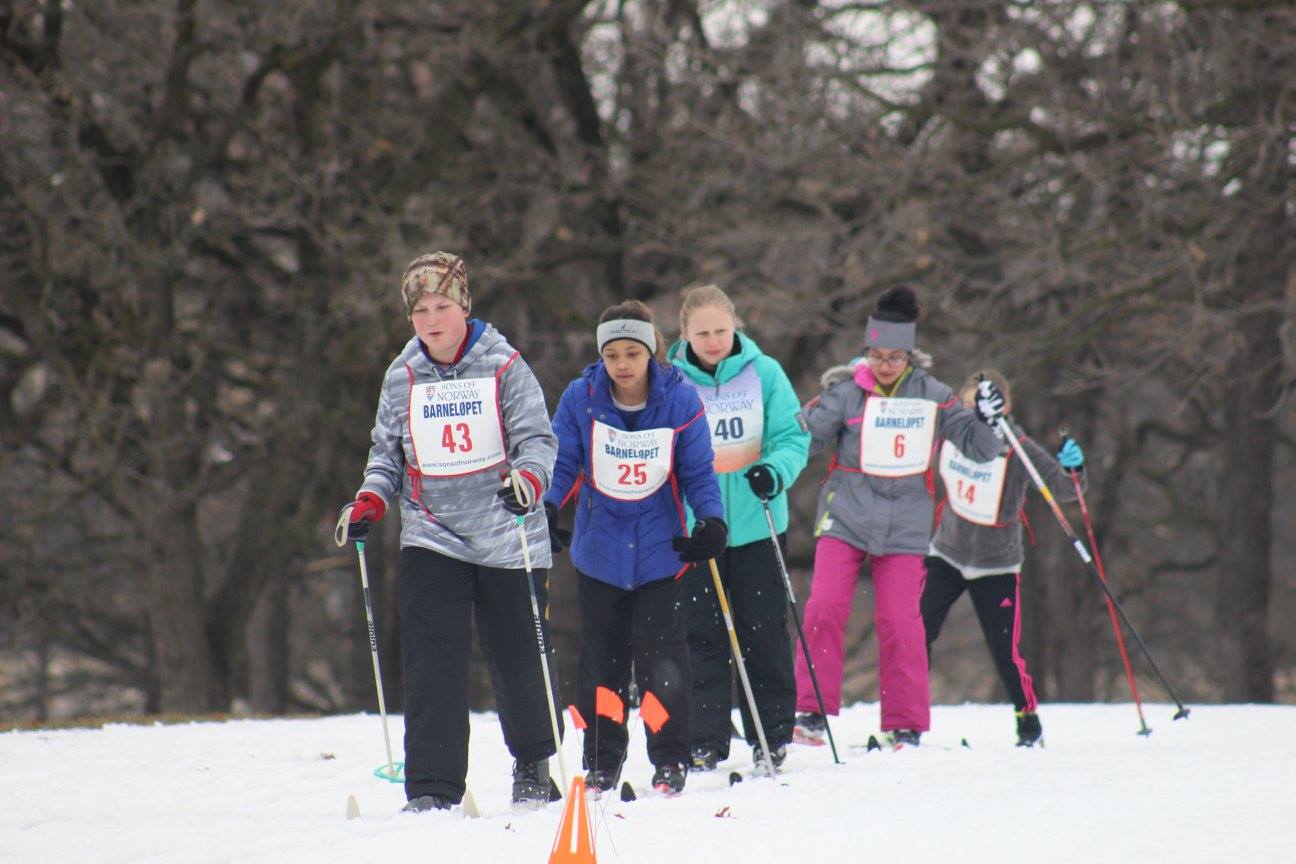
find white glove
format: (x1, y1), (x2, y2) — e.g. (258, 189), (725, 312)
(974, 379), (1006, 426)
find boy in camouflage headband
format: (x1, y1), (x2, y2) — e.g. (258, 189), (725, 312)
(401, 252), (471, 315)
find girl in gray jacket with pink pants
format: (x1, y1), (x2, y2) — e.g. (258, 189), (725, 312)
(792, 287), (1003, 747)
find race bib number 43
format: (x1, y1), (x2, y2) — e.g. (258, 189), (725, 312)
(591, 420), (675, 501)
(859, 397), (937, 477)
(409, 377), (506, 476)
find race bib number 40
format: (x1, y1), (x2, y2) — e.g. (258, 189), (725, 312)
(409, 377), (506, 476)
(938, 440), (1008, 526)
(591, 420), (675, 501)
(859, 397), (937, 477)
(696, 362), (764, 474)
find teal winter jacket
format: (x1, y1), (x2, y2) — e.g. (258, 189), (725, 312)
(668, 333), (810, 546)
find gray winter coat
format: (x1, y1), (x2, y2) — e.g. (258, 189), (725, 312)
(930, 426), (1086, 575)
(357, 324), (558, 569)
(803, 361), (1001, 556)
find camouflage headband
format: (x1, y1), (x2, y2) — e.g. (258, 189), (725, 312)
(400, 252), (471, 315)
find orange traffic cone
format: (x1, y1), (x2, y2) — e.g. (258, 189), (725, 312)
(548, 775), (596, 864)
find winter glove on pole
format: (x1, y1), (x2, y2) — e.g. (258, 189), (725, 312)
(1057, 436), (1085, 470)
(342, 492), (386, 542)
(743, 464), (778, 501)
(497, 469), (541, 515)
(673, 518), (729, 564)
(544, 502), (571, 553)
(974, 378), (1007, 426)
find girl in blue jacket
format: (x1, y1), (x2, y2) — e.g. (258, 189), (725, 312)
(545, 300), (727, 796)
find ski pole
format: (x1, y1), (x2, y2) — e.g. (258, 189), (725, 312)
(1062, 443), (1151, 736)
(508, 469), (568, 797)
(707, 558), (779, 780)
(760, 501), (842, 764)
(995, 417), (1190, 720)
(333, 509), (401, 782)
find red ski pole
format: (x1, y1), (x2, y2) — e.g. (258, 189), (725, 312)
(991, 411), (1190, 720)
(1064, 445), (1151, 736)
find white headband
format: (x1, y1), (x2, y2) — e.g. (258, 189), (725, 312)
(596, 319), (657, 354)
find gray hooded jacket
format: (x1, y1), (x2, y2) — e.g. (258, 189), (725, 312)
(803, 360), (1001, 556)
(930, 425), (1086, 575)
(358, 325), (557, 569)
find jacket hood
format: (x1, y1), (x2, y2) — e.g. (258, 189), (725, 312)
(668, 332), (764, 385)
(399, 320), (503, 374)
(581, 357), (684, 406)
(818, 348), (933, 389)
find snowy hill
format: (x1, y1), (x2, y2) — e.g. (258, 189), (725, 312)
(2, 702), (1290, 864)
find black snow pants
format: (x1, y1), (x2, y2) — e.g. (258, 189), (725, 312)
(575, 572), (692, 773)
(681, 534), (797, 758)
(396, 546), (562, 803)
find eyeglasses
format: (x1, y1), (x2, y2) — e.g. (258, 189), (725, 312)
(865, 351), (910, 368)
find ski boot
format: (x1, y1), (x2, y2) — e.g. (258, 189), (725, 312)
(690, 744), (720, 772)
(1016, 710), (1043, 747)
(401, 794), (454, 814)
(751, 742), (788, 776)
(512, 758), (559, 809)
(651, 762), (687, 796)
(887, 729), (921, 749)
(586, 764), (623, 797)
(793, 712), (827, 746)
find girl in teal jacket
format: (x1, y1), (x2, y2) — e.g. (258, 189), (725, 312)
(669, 284), (810, 773)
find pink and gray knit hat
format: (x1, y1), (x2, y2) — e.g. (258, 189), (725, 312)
(862, 286), (918, 351)
(400, 252), (471, 315)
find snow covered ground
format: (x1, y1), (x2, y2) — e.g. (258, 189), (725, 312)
(2, 702), (1289, 864)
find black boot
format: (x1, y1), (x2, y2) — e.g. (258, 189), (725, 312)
(1016, 711), (1043, 747)
(586, 762), (623, 795)
(512, 758), (555, 808)
(651, 762), (687, 795)
(751, 742), (788, 775)
(690, 744), (720, 772)
(401, 794), (454, 814)
(793, 712), (826, 745)
(888, 729), (921, 748)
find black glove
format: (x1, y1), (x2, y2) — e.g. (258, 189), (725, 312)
(496, 470), (539, 516)
(973, 378), (1006, 427)
(672, 518), (728, 564)
(344, 493), (386, 542)
(743, 464), (778, 501)
(544, 502), (571, 553)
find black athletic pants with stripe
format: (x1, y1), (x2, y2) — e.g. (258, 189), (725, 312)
(397, 546), (562, 803)
(921, 555), (1038, 713)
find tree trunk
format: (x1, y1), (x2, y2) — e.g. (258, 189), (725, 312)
(247, 576), (290, 714)
(1214, 306), (1280, 702)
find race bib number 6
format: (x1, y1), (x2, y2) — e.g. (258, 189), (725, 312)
(858, 397), (937, 477)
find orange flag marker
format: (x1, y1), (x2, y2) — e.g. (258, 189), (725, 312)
(594, 686), (624, 724)
(548, 775), (596, 864)
(567, 704), (588, 731)
(639, 690), (670, 734)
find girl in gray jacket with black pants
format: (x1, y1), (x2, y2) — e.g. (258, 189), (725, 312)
(339, 252), (562, 814)
(922, 370), (1087, 747)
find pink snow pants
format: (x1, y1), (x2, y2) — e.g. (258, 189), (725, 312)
(794, 535), (931, 732)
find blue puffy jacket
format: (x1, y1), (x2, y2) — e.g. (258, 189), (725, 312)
(546, 360), (724, 589)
